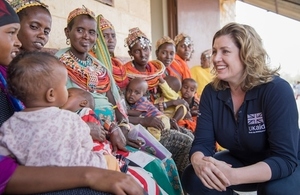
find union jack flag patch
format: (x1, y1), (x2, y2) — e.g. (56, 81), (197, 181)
(247, 113), (264, 125)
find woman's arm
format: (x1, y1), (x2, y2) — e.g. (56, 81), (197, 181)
(5, 166), (145, 195)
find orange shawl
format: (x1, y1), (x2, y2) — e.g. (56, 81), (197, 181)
(124, 60), (165, 91)
(174, 54), (192, 79)
(111, 57), (129, 90)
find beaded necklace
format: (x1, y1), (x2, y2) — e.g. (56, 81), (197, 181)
(59, 50), (111, 93)
(69, 50), (93, 67)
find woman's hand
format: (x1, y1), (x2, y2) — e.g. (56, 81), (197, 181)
(109, 127), (127, 153)
(87, 122), (106, 142)
(120, 126), (142, 149)
(191, 152), (231, 192)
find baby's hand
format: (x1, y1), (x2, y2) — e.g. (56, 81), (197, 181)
(158, 76), (165, 83)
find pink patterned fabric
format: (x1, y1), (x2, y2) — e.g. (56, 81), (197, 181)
(0, 107), (107, 168)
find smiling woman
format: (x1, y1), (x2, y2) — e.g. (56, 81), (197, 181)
(9, 0), (52, 52)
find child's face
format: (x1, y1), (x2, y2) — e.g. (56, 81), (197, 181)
(0, 23), (21, 66)
(61, 89), (84, 112)
(126, 82), (145, 105)
(181, 81), (197, 99)
(53, 65), (68, 108)
(18, 6), (51, 51)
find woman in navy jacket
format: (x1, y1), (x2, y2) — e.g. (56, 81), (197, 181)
(182, 22), (300, 195)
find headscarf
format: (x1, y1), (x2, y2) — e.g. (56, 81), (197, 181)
(0, 0), (19, 27)
(9, 0), (48, 13)
(124, 27), (151, 49)
(67, 5), (95, 25)
(155, 36), (175, 51)
(174, 33), (193, 46)
(0, 0), (24, 111)
(93, 14), (113, 71)
(99, 14), (114, 31)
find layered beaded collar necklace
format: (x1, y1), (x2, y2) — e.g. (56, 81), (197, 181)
(68, 50), (93, 67)
(59, 50), (110, 93)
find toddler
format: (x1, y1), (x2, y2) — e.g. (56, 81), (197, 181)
(0, 51), (119, 171)
(154, 75), (189, 130)
(178, 78), (199, 132)
(125, 78), (170, 140)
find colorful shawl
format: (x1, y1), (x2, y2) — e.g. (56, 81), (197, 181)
(124, 60), (165, 91)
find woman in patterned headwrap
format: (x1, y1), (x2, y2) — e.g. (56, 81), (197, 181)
(55, 7), (178, 195)
(55, 6), (131, 146)
(174, 33), (193, 78)
(155, 36), (190, 82)
(90, 14), (129, 93)
(124, 27), (194, 181)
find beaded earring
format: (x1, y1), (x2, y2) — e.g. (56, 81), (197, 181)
(66, 38), (70, 45)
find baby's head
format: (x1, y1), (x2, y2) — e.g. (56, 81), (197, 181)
(125, 78), (148, 105)
(7, 51), (68, 108)
(164, 75), (181, 93)
(181, 78), (198, 100)
(61, 87), (95, 112)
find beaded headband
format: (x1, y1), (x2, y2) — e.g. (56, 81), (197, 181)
(124, 27), (151, 49)
(155, 36), (175, 50)
(174, 33), (193, 46)
(67, 5), (95, 25)
(9, 0), (48, 13)
(98, 14), (114, 31)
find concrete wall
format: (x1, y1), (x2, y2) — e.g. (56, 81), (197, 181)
(43, 0), (151, 59)
(42, 0), (235, 64)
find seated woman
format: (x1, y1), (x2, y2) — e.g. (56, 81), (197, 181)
(173, 33), (193, 78)
(182, 22), (300, 195)
(155, 36), (190, 82)
(90, 14), (129, 94)
(124, 27), (194, 178)
(0, 1), (143, 195)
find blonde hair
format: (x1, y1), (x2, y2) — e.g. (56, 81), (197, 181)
(211, 23), (279, 91)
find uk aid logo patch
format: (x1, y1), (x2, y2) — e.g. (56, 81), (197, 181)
(247, 113), (266, 134)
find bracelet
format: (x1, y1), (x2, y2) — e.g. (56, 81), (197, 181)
(158, 102), (164, 111)
(109, 126), (119, 134)
(118, 123), (131, 130)
(163, 102), (167, 109)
